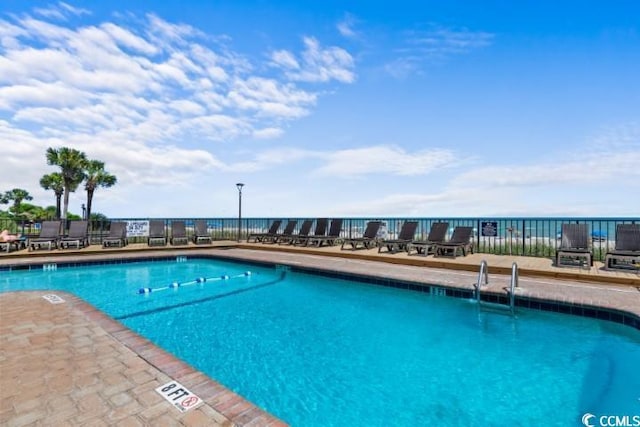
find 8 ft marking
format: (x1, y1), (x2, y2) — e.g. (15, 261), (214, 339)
(155, 381), (202, 412)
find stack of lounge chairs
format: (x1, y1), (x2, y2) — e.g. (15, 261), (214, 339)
(604, 224), (640, 271)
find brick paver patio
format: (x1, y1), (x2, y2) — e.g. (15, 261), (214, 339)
(1, 243), (638, 426)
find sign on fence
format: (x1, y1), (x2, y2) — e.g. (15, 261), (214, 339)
(126, 220), (149, 237)
(481, 221), (498, 237)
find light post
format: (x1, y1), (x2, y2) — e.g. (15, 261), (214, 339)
(81, 203), (86, 220)
(236, 183), (244, 242)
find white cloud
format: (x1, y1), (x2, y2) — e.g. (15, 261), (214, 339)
(316, 146), (459, 177)
(271, 37), (356, 83)
(337, 14), (359, 39)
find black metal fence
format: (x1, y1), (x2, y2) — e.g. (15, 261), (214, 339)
(1, 216), (637, 261)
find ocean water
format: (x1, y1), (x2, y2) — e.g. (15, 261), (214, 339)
(2, 258), (639, 426)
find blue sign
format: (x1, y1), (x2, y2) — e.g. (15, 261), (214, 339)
(481, 221), (498, 237)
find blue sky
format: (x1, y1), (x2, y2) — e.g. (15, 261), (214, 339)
(1, 1), (639, 218)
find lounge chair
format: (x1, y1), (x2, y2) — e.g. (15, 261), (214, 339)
(555, 223), (592, 267)
(102, 222), (128, 248)
(262, 220), (297, 244)
(341, 221), (382, 251)
(434, 226), (474, 258)
(294, 218), (328, 246)
(280, 219), (313, 245)
(0, 231), (26, 253)
(247, 220), (282, 243)
(378, 221), (418, 253)
(60, 220), (89, 249)
(407, 222), (449, 256)
(170, 221), (189, 245)
(148, 220), (167, 246)
(604, 224), (640, 270)
(193, 220), (212, 244)
(306, 218), (344, 247)
(29, 220), (62, 251)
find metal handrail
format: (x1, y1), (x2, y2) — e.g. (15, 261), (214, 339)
(509, 262), (519, 311)
(476, 260), (489, 303)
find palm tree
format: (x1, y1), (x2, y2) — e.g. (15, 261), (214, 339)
(84, 160), (117, 219)
(46, 147), (87, 220)
(2, 188), (33, 218)
(40, 173), (65, 219)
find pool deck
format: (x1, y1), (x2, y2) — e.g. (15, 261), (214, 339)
(1, 242), (639, 426)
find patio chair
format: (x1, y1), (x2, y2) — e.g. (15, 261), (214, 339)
(60, 220), (89, 249)
(29, 220), (62, 251)
(341, 221), (382, 251)
(102, 222), (128, 248)
(247, 220), (282, 243)
(306, 218), (344, 247)
(170, 221), (189, 245)
(555, 223), (592, 267)
(407, 222), (449, 256)
(294, 218), (328, 246)
(280, 219), (313, 245)
(193, 220), (212, 244)
(434, 226), (474, 258)
(148, 220), (167, 246)
(378, 221), (418, 253)
(604, 224), (640, 271)
(262, 220), (297, 244)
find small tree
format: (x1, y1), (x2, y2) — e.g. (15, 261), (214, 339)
(40, 173), (65, 219)
(2, 188), (33, 218)
(46, 147), (87, 220)
(84, 160), (117, 220)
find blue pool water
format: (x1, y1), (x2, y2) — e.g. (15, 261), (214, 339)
(2, 258), (639, 426)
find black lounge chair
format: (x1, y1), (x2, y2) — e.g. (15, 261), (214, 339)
(148, 220), (167, 246)
(604, 224), (639, 270)
(1, 231), (26, 253)
(247, 220), (282, 243)
(434, 226), (474, 258)
(341, 221), (382, 251)
(29, 220), (62, 251)
(280, 219), (313, 245)
(378, 221), (418, 253)
(262, 220), (297, 244)
(102, 222), (128, 248)
(307, 218), (344, 247)
(407, 222), (449, 256)
(60, 220), (89, 249)
(193, 220), (212, 244)
(170, 221), (189, 245)
(555, 223), (592, 267)
(294, 218), (328, 246)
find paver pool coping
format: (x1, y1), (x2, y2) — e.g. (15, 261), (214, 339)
(1, 248), (639, 426)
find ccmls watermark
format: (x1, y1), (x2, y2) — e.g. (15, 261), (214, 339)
(582, 413), (640, 427)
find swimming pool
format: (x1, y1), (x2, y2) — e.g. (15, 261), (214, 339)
(2, 257), (639, 426)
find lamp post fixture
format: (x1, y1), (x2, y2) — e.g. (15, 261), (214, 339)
(81, 203), (86, 220)
(236, 183), (244, 242)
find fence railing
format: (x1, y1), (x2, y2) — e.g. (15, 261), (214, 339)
(1, 216), (637, 262)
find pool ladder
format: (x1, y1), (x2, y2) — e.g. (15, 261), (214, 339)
(475, 260), (519, 314)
